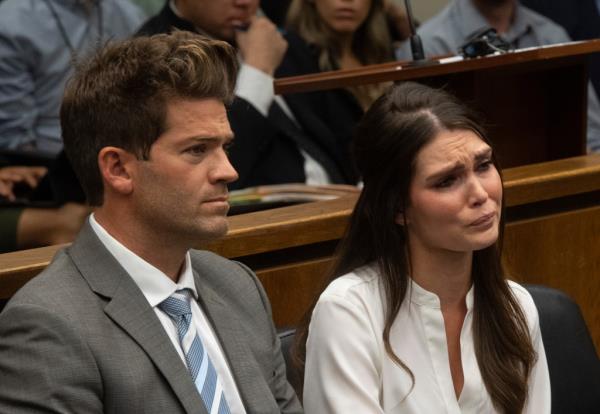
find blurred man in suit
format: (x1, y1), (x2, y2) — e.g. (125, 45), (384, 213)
(138, 0), (359, 189)
(0, 0), (144, 155)
(0, 32), (302, 414)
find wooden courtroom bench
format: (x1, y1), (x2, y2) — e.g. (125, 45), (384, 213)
(1, 154), (599, 352)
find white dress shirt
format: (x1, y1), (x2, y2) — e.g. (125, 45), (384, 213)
(304, 263), (551, 414)
(89, 214), (246, 414)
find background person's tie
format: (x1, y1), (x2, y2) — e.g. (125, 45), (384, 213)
(159, 289), (231, 414)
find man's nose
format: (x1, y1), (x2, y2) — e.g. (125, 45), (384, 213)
(212, 149), (239, 184)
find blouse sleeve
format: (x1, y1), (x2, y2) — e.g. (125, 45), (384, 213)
(303, 293), (385, 414)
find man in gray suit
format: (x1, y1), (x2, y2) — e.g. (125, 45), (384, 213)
(0, 32), (302, 414)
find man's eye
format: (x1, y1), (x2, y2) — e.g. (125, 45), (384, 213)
(223, 141), (234, 155)
(186, 144), (207, 155)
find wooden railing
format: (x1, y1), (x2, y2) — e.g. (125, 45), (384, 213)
(1, 154), (599, 351)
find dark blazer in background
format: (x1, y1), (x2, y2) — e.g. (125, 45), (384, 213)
(0, 222), (302, 413)
(275, 31), (365, 183)
(137, 4), (358, 189)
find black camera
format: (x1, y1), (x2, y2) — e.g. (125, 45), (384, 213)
(459, 28), (510, 58)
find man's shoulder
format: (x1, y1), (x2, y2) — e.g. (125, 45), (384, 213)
(417, 4), (463, 56)
(105, 0), (146, 29)
(190, 249), (244, 269)
(419, 5), (453, 34)
(0, 0), (45, 36)
(189, 250), (256, 285)
(107, 0), (144, 15)
(3, 247), (95, 317)
(519, 4), (572, 43)
(189, 250), (269, 309)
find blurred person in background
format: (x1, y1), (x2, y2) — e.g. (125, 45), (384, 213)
(138, 0), (360, 188)
(395, 0), (600, 153)
(0, 0), (144, 156)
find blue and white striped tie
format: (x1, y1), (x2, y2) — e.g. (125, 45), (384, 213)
(159, 289), (231, 414)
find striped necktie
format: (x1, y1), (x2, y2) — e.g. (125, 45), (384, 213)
(159, 289), (231, 414)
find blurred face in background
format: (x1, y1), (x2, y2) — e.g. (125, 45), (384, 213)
(315, 0), (372, 35)
(175, 0), (259, 41)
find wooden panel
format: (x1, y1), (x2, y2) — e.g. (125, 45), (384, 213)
(1, 155), (599, 298)
(504, 206), (600, 351)
(0, 243), (68, 299)
(205, 194), (356, 258)
(0, 195), (357, 300)
(275, 42), (599, 169)
(274, 40), (600, 94)
(0, 156), (598, 353)
(256, 257), (333, 328)
(503, 153), (600, 206)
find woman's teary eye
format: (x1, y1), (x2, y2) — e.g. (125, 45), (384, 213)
(477, 160), (493, 172)
(435, 175), (456, 189)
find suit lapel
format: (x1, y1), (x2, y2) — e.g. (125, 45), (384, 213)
(193, 270), (274, 413)
(67, 223), (207, 414)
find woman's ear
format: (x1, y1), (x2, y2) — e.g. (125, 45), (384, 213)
(97, 146), (136, 196)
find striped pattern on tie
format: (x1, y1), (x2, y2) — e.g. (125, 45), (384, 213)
(159, 289), (231, 414)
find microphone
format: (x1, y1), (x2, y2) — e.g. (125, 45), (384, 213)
(403, 0), (425, 61)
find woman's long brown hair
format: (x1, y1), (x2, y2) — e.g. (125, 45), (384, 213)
(294, 82), (536, 412)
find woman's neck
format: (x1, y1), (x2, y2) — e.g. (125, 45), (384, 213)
(336, 33), (360, 70)
(410, 247), (473, 308)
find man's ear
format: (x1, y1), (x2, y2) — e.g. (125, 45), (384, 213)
(97, 147), (137, 196)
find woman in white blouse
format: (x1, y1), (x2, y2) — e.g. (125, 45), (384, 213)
(299, 82), (551, 414)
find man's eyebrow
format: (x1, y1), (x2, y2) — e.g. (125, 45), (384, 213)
(184, 134), (234, 144)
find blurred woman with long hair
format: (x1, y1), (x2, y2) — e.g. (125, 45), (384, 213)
(284, 0), (396, 109)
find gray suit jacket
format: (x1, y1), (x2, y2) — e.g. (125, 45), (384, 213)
(0, 223), (302, 414)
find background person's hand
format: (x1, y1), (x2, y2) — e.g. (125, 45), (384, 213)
(0, 166), (47, 201)
(235, 16), (288, 76)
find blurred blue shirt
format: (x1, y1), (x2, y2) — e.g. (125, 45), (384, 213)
(396, 0), (600, 152)
(0, 0), (145, 154)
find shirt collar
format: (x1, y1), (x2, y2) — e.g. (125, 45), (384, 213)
(89, 214), (198, 307)
(409, 278), (474, 311)
(456, 0), (532, 45)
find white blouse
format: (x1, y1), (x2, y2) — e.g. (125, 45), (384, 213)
(303, 264), (551, 414)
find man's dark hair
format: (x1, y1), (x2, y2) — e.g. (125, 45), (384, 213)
(61, 31), (238, 206)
